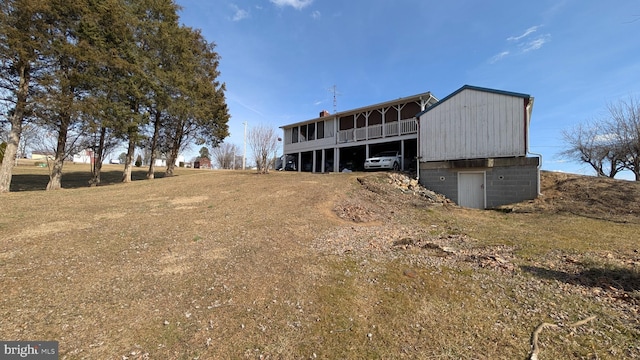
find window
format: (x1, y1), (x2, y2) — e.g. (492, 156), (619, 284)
(308, 123), (316, 140)
(292, 127), (298, 143)
(317, 121), (324, 139)
(300, 124), (307, 142)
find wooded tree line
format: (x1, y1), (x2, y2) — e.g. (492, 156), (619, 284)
(562, 97), (640, 181)
(0, 0), (230, 192)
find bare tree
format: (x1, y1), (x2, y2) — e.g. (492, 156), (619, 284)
(561, 121), (625, 178)
(248, 124), (280, 174)
(32, 127), (87, 182)
(562, 96), (640, 180)
(212, 142), (239, 169)
(606, 96), (640, 180)
(17, 123), (38, 158)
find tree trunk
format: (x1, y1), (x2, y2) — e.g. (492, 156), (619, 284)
(165, 126), (183, 177)
(0, 62), (29, 193)
(146, 110), (161, 179)
(165, 145), (178, 177)
(46, 118), (69, 191)
(0, 125), (21, 193)
(46, 156), (65, 190)
(121, 129), (136, 183)
(89, 126), (107, 186)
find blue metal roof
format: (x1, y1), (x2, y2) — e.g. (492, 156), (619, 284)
(415, 85), (532, 118)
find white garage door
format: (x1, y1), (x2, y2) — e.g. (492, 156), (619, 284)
(458, 172), (485, 209)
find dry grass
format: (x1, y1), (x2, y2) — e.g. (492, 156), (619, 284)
(0, 165), (638, 359)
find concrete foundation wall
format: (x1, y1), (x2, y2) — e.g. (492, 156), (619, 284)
(419, 157), (540, 208)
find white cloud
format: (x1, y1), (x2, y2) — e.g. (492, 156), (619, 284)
(230, 4), (249, 21)
(507, 26), (540, 41)
(228, 92), (266, 117)
(522, 34), (551, 52)
(270, 0), (313, 10)
(311, 10), (321, 19)
(593, 132), (620, 145)
(490, 51), (510, 63)
(233, 9), (249, 21)
(494, 25), (549, 60)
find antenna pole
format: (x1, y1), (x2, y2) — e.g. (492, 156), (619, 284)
(329, 85), (341, 113)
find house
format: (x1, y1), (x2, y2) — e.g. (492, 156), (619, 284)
(416, 85), (540, 209)
(193, 157), (211, 169)
(31, 151), (55, 161)
(152, 154), (185, 167)
(280, 85), (540, 209)
(280, 92), (438, 173)
(73, 149), (94, 164)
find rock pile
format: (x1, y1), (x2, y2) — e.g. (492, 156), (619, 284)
(387, 172), (452, 204)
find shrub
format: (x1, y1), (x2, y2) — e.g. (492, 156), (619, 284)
(135, 154), (142, 167)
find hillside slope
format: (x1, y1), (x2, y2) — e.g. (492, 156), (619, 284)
(502, 171), (640, 223)
(1, 168), (638, 359)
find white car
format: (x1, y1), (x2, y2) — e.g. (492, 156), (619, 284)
(364, 151), (401, 171)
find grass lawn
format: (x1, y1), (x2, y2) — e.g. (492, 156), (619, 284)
(1, 164), (638, 359)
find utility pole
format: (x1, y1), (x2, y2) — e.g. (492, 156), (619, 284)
(242, 121), (247, 170)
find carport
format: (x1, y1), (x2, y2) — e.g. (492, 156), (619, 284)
(338, 146), (366, 171)
(365, 139), (417, 171)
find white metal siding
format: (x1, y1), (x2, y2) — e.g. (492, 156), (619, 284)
(420, 89), (526, 161)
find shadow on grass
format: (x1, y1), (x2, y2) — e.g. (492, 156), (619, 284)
(9, 170), (166, 192)
(521, 265), (640, 292)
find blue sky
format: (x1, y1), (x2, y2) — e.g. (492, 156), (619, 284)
(176, 0), (639, 177)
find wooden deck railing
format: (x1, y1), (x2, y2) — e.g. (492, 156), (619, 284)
(337, 118), (416, 143)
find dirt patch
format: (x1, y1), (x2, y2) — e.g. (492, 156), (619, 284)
(94, 212), (127, 221)
(15, 220), (90, 240)
(169, 195), (209, 206)
(333, 200), (383, 223)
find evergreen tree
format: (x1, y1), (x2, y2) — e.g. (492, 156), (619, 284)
(163, 27), (229, 177)
(39, 0), (96, 190)
(0, 0), (49, 193)
(199, 146), (211, 160)
(1, 0), (229, 190)
(128, 0), (182, 180)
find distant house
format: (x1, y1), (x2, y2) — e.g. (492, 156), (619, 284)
(416, 85), (539, 209)
(152, 154), (185, 167)
(31, 151), (55, 161)
(193, 157), (211, 169)
(73, 149), (94, 164)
